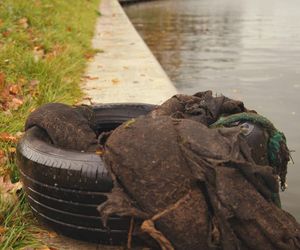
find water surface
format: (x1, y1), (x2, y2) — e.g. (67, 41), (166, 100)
(125, 0), (300, 220)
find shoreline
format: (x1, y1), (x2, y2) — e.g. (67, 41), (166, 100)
(81, 0), (177, 105)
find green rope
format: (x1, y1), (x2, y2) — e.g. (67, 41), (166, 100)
(209, 113), (286, 166)
(210, 112), (288, 208)
(210, 112), (277, 135)
(268, 131), (286, 165)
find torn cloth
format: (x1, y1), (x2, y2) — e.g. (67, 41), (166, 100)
(99, 93), (300, 250)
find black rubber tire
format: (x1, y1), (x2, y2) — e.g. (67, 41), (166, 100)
(16, 103), (155, 244)
(30, 207), (132, 244)
(20, 170), (108, 204)
(17, 103), (155, 192)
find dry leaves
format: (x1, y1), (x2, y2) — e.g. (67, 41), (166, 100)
(9, 84), (22, 95)
(0, 72), (5, 89)
(0, 132), (18, 143)
(18, 17), (29, 29)
(29, 79), (39, 89)
(82, 75), (99, 80)
(112, 78), (120, 84)
(37, 230), (58, 239)
(0, 73), (25, 111)
(33, 46), (45, 62)
(32, 231), (58, 250)
(84, 52), (94, 60)
(45, 44), (65, 60)
(0, 226), (6, 234)
(0, 150), (7, 167)
(0, 175), (18, 193)
(0, 225), (6, 244)
(2, 30), (11, 38)
(0, 175), (22, 205)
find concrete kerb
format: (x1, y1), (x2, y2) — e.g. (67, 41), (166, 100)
(81, 0), (178, 105)
(41, 0), (176, 248)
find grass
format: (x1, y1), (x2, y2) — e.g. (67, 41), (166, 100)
(0, 0), (100, 248)
(0, 195), (43, 250)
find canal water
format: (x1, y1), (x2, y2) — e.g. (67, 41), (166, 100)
(124, 0), (300, 220)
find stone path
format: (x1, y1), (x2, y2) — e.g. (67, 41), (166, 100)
(81, 0), (177, 105)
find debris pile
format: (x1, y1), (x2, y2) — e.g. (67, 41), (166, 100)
(99, 91), (300, 249)
(25, 91), (300, 249)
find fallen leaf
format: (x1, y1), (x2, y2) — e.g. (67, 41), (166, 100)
(48, 231), (58, 238)
(0, 150), (5, 159)
(18, 77), (27, 86)
(18, 17), (29, 29)
(2, 30), (11, 37)
(27, 79), (39, 95)
(3, 110), (12, 117)
(0, 132), (18, 143)
(0, 19), (3, 28)
(45, 44), (64, 60)
(0, 150), (7, 166)
(36, 230), (58, 240)
(9, 84), (21, 95)
(8, 147), (16, 163)
(29, 79), (39, 87)
(10, 96), (24, 110)
(0, 81), (24, 111)
(0, 226), (6, 234)
(0, 72), (5, 89)
(33, 46), (45, 62)
(15, 131), (24, 138)
(8, 147), (16, 154)
(0, 175), (22, 194)
(112, 78), (120, 84)
(83, 75), (99, 80)
(84, 52), (94, 59)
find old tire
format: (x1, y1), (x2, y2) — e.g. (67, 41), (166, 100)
(16, 103), (155, 244)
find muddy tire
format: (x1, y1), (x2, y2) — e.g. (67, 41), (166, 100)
(16, 103), (155, 244)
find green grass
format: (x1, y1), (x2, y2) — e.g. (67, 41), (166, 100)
(0, 194), (44, 250)
(0, 0), (100, 248)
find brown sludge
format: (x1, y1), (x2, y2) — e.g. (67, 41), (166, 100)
(99, 91), (300, 250)
(25, 103), (97, 151)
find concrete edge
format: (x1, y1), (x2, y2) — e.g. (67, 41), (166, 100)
(81, 0), (178, 105)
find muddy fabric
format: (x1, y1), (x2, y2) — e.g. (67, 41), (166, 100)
(25, 103), (97, 151)
(151, 91), (247, 125)
(99, 93), (300, 250)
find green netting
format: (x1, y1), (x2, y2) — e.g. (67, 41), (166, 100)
(210, 112), (285, 164)
(210, 112), (289, 196)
